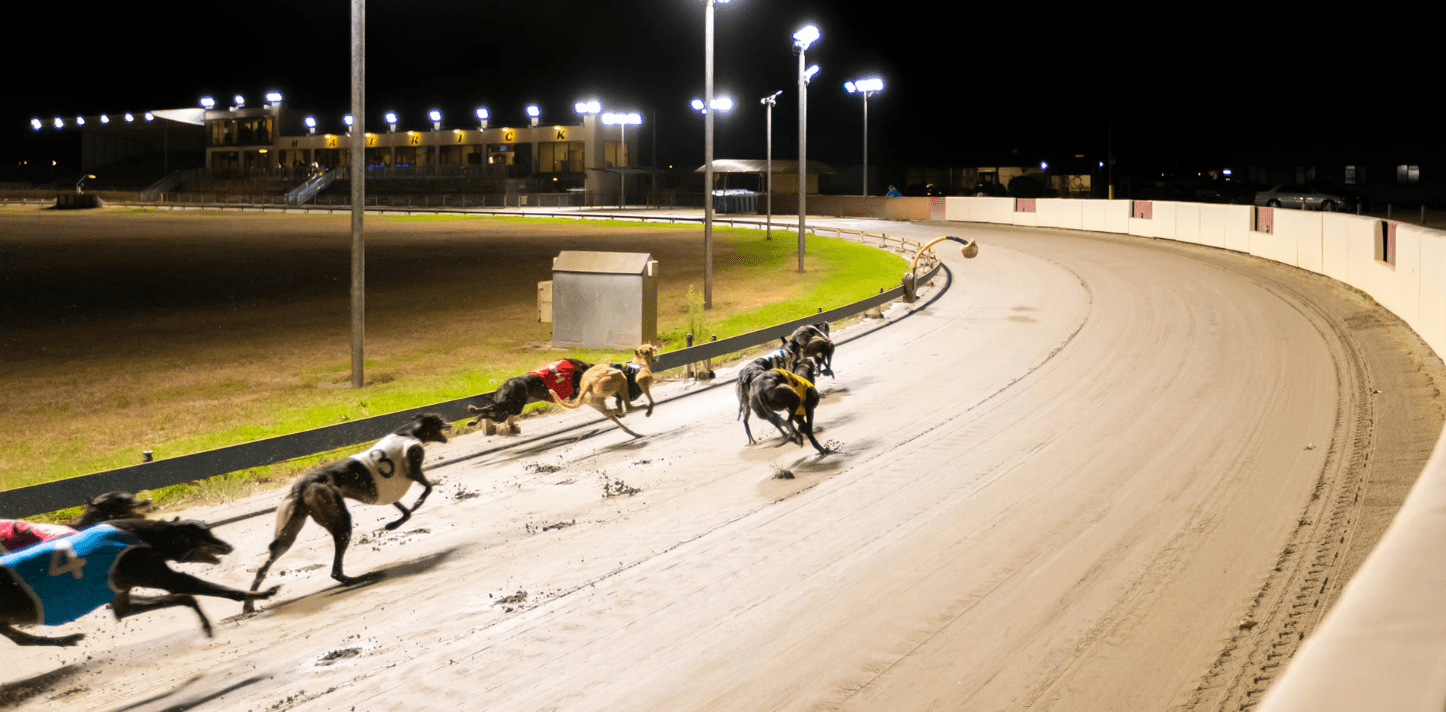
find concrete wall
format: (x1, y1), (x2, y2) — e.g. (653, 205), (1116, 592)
(935, 196), (1446, 711)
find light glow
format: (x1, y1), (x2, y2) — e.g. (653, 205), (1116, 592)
(803, 65), (820, 82)
(31, 118), (41, 130)
(384, 112), (397, 124)
(793, 25), (820, 51)
(574, 100), (601, 115)
(100, 114), (109, 124)
(429, 110), (442, 122)
(476, 108), (488, 120)
(527, 105), (540, 118)
(125, 113), (134, 123)
(233, 95), (245, 108)
(602, 112), (642, 125)
(266, 91), (282, 103)
(344, 114), (354, 126)
(305, 116), (317, 128)
(845, 77), (884, 93)
(200, 96), (215, 109)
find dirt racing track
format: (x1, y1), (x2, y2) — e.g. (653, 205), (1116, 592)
(4, 217), (1443, 712)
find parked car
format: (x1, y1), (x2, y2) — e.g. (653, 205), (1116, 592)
(1253, 184), (1348, 211)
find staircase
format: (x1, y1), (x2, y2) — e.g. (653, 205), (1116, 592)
(286, 168), (340, 207)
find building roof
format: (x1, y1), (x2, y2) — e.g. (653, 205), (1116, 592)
(696, 159), (835, 175)
(553, 250), (654, 275)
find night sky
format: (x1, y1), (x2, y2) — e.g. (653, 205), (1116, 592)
(3, 1), (1438, 183)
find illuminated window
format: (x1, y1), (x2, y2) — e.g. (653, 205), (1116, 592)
(1398, 165), (1420, 184)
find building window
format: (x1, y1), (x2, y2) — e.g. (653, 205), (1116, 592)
(539, 141), (584, 173)
(1345, 165), (1358, 185)
(603, 140), (629, 168)
(1398, 165), (1420, 184)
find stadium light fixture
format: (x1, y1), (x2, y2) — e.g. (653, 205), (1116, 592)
(200, 96), (216, 109)
(476, 107), (489, 130)
(844, 77), (884, 195)
(54, 117), (64, 129)
(31, 118), (41, 131)
(429, 109), (442, 131)
(793, 24), (821, 273)
(145, 112), (154, 122)
(760, 90), (783, 239)
(124, 113), (134, 123)
(385, 112), (397, 133)
(574, 100), (601, 116)
(266, 91), (283, 105)
(100, 114), (109, 124)
(527, 104), (541, 127)
(76, 116), (85, 126)
(232, 94), (245, 109)
(305, 116), (317, 135)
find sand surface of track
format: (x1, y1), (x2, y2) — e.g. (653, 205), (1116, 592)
(4, 219), (1442, 712)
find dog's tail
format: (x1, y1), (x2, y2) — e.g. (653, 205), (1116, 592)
(272, 490), (302, 536)
(550, 387), (586, 410)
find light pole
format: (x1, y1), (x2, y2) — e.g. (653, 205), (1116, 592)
(603, 112), (642, 208)
(702, 0), (731, 310)
(844, 77), (883, 196)
(793, 24), (820, 274)
(760, 90), (782, 240)
(349, 0), (366, 388)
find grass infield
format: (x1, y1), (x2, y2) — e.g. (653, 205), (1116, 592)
(0, 206), (907, 517)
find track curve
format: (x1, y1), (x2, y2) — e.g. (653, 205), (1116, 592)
(5, 220), (1442, 712)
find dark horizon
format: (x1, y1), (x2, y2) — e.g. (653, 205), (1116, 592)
(4, 1), (1439, 186)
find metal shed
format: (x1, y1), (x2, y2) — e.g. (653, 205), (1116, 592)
(549, 250), (658, 349)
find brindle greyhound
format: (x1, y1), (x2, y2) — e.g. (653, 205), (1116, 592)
(244, 413), (451, 612)
(1, 517), (278, 646)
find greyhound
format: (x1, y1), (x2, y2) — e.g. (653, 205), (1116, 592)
(741, 355), (829, 455)
(244, 413), (451, 612)
(1, 517), (278, 647)
(467, 358), (593, 435)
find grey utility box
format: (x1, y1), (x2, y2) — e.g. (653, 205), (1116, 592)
(549, 251), (658, 349)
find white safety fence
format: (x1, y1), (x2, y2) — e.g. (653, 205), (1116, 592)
(939, 196), (1446, 711)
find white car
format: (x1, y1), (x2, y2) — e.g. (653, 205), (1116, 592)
(1253, 184), (1347, 211)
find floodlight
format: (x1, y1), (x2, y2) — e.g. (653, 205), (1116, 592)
(527, 105), (540, 118)
(233, 94), (245, 108)
(845, 77), (883, 93)
(803, 65), (820, 83)
(574, 100), (601, 115)
(602, 112), (642, 125)
(793, 25), (820, 51)
(429, 109), (442, 122)
(1040, 161), (1048, 170)
(145, 112), (154, 122)
(266, 91), (282, 103)
(76, 116), (85, 126)
(54, 117), (63, 128)
(344, 114), (354, 127)
(200, 96), (216, 109)
(305, 115), (317, 129)
(31, 118), (41, 131)
(691, 98), (705, 112)
(100, 114), (109, 124)
(125, 113), (134, 123)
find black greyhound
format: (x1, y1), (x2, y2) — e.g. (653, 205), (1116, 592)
(2, 491), (153, 555)
(467, 358), (593, 434)
(740, 355), (829, 455)
(0, 518), (278, 646)
(788, 324), (835, 378)
(245, 413), (451, 612)
(735, 339), (798, 424)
